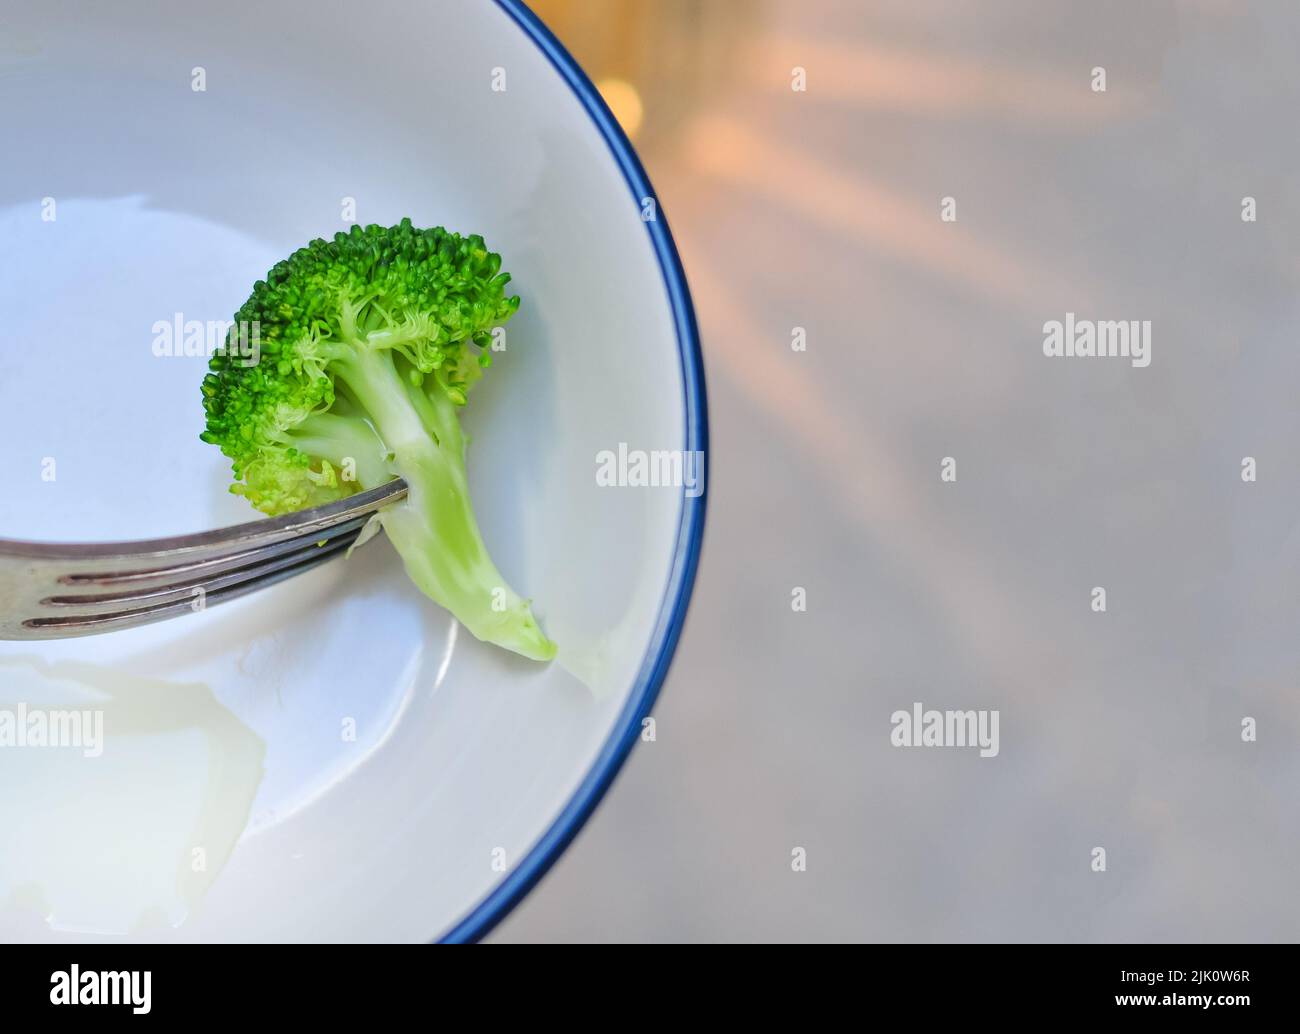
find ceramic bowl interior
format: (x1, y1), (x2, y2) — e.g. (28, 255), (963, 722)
(0, 0), (702, 941)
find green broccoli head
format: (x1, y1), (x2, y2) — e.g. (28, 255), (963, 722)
(200, 219), (554, 661)
(201, 219), (517, 513)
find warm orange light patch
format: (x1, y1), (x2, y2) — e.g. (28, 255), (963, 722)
(596, 77), (645, 138)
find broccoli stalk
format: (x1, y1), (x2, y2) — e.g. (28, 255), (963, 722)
(200, 220), (555, 661)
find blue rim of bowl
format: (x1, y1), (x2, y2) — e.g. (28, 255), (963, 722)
(439, 0), (708, 942)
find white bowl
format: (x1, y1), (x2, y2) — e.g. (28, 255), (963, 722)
(0, 0), (705, 941)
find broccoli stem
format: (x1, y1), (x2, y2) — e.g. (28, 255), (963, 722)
(333, 346), (556, 661)
(284, 412), (391, 488)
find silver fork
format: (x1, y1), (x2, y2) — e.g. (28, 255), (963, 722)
(0, 479), (408, 640)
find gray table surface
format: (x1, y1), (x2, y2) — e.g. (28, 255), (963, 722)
(494, 0), (1300, 942)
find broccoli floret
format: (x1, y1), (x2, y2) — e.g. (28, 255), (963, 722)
(200, 219), (556, 661)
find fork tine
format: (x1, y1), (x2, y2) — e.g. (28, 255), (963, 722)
(0, 478), (407, 641)
(55, 513), (374, 589)
(39, 528), (366, 613)
(1, 478), (407, 572)
(19, 533), (361, 638)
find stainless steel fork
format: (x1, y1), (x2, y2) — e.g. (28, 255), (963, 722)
(0, 479), (408, 640)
